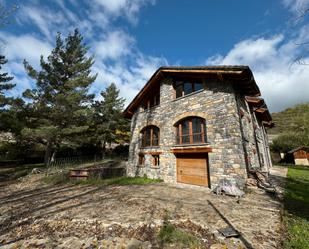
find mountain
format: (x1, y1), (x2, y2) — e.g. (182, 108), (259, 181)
(267, 103), (309, 135)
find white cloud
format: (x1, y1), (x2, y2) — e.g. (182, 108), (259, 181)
(1, 0), (166, 107)
(282, 0), (309, 14)
(93, 30), (135, 60)
(91, 54), (167, 106)
(0, 32), (52, 67)
(206, 35), (309, 112)
(93, 0), (155, 24)
(18, 6), (68, 41)
(0, 32), (52, 96)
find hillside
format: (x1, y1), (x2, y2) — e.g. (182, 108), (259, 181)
(267, 103), (309, 135)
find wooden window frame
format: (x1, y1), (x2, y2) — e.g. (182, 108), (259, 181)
(173, 81), (203, 99)
(152, 155), (160, 167)
(175, 117), (206, 145)
(142, 93), (160, 110)
(138, 154), (145, 166)
(141, 126), (160, 148)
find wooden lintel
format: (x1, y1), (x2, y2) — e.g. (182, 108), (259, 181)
(141, 151), (162, 155)
(171, 147), (212, 154)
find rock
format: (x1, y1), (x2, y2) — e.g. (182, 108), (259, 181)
(3, 238), (53, 249)
(57, 237), (84, 248)
(126, 238), (143, 249)
(212, 230), (225, 243)
(210, 243), (226, 249)
(31, 168), (43, 174)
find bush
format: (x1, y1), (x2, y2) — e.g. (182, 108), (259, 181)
(157, 211), (199, 248)
(271, 132), (309, 153)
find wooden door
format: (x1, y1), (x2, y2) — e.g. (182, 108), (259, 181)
(176, 153), (208, 186)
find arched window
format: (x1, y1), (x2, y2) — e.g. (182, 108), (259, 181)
(141, 126), (160, 147)
(175, 117), (206, 144)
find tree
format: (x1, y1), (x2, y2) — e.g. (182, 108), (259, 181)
(0, 55), (14, 108)
(91, 83), (129, 158)
(0, 54), (19, 134)
(23, 29), (97, 165)
(271, 132), (309, 153)
(270, 103), (309, 153)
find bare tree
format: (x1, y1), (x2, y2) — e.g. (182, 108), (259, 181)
(0, 3), (18, 28)
(291, 6), (309, 66)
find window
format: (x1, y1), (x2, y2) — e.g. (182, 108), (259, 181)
(175, 117), (206, 144)
(174, 81), (203, 98)
(138, 154), (145, 166)
(141, 126), (160, 147)
(152, 155), (160, 167)
(142, 94), (160, 110)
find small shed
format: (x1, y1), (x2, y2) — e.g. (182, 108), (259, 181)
(288, 147), (309, 166)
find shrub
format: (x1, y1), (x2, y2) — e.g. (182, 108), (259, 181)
(157, 211), (199, 248)
(271, 132), (309, 153)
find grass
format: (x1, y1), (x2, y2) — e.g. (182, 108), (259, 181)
(43, 173), (162, 186)
(157, 212), (200, 248)
(283, 165), (309, 249)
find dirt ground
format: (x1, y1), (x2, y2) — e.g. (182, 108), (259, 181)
(0, 166), (287, 249)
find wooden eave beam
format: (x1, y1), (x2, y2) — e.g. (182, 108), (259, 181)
(161, 69), (244, 74)
(255, 108), (268, 113)
(123, 70), (163, 118)
(262, 121), (274, 128)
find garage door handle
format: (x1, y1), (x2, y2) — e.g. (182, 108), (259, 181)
(180, 170), (183, 173)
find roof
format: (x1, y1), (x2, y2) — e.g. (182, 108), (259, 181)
(288, 146), (309, 154)
(123, 65), (261, 118)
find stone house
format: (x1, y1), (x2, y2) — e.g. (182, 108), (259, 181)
(124, 66), (273, 189)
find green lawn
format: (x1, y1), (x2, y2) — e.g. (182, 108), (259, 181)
(43, 173), (162, 186)
(283, 165), (309, 249)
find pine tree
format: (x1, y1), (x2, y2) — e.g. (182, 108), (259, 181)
(0, 55), (14, 108)
(23, 29), (97, 165)
(92, 83), (129, 158)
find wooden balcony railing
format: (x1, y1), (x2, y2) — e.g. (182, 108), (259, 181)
(176, 132), (207, 145)
(140, 138), (159, 148)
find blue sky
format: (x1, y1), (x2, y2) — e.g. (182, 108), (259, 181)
(1, 0), (309, 112)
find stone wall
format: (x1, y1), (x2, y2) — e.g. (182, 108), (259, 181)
(236, 95), (273, 172)
(127, 77), (252, 188)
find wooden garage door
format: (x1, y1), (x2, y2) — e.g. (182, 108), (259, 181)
(177, 154), (208, 186)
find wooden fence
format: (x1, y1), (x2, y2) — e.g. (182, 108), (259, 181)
(47, 154), (127, 168)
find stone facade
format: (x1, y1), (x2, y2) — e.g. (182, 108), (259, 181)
(126, 71), (272, 189)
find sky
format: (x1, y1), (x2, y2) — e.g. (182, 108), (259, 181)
(1, 0), (309, 112)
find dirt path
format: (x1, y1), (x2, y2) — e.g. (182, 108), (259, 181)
(0, 166), (287, 248)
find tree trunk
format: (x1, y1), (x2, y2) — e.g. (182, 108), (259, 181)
(44, 142), (52, 166)
(101, 140), (106, 160)
(50, 150), (57, 163)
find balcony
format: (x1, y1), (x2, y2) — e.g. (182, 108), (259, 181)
(140, 137), (159, 148)
(176, 132), (207, 145)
